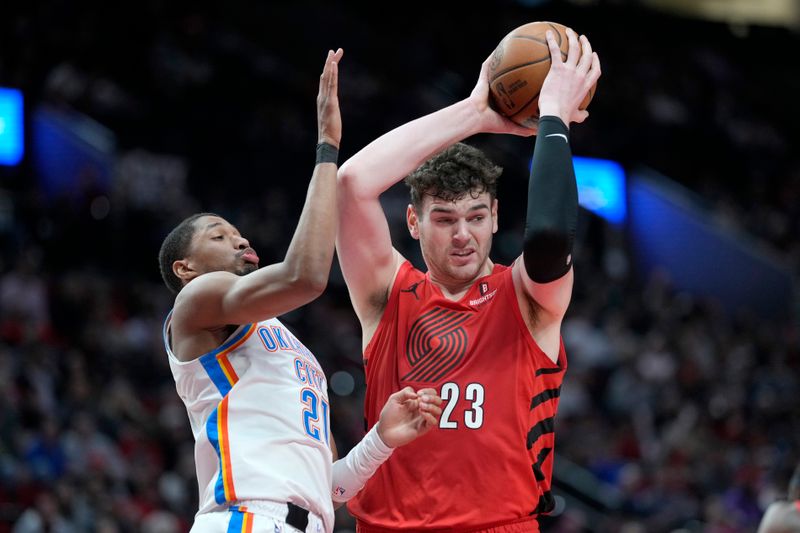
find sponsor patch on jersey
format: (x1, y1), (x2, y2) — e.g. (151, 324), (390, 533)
(469, 288), (497, 307)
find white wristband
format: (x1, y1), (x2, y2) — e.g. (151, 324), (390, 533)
(331, 424), (394, 503)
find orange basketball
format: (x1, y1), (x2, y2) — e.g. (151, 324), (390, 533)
(488, 21), (596, 129)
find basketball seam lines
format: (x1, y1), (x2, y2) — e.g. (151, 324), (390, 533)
(509, 90), (541, 120)
(511, 23), (564, 48)
(489, 33), (568, 82)
(490, 56), (553, 81)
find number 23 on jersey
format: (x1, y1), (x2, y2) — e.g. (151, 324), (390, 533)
(440, 382), (485, 429)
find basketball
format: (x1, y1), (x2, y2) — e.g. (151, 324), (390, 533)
(488, 21), (596, 128)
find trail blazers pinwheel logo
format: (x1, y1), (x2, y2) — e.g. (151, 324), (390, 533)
(402, 308), (470, 382)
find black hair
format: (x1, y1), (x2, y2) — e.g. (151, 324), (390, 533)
(158, 212), (219, 294)
(404, 142), (502, 213)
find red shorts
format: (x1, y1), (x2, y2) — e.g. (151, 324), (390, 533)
(356, 515), (540, 533)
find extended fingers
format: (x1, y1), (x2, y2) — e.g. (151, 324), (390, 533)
(577, 35), (592, 74)
(321, 49), (343, 87)
(589, 51), (601, 83)
(331, 48), (343, 88)
(565, 28), (580, 67)
(328, 56), (338, 94)
(319, 50), (333, 92)
(545, 30), (562, 65)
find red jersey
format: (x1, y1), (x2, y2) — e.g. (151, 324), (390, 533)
(348, 261), (567, 531)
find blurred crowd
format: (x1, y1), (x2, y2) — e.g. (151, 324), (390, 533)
(0, 2), (798, 532)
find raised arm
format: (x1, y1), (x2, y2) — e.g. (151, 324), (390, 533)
(337, 58), (534, 335)
(512, 29), (601, 358)
(175, 49), (343, 331)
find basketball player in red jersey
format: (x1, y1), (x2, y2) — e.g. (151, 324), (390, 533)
(757, 463), (800, 533)
(336, 28), (600, 532)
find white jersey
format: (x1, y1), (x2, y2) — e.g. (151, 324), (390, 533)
(163, 312), (334, 532)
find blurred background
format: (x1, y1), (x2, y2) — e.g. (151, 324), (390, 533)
(0, 0), (798, 532)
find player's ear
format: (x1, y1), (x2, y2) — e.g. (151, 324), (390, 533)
(173, 258), (198, 282)
(407, 204), (420, 240)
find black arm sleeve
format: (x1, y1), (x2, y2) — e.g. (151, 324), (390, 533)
(522, 116), (578, 283)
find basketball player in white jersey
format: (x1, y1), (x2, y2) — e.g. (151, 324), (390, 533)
(158, 49), (442, 533)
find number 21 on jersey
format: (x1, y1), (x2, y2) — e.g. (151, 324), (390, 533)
(301, 388), (330, 444)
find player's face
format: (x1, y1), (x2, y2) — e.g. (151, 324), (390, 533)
(408, 191), (498, 285)
(186, 216), (260, 277)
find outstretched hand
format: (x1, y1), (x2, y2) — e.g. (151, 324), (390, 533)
(318, 48), (343, 147)
(538, 29), (601, 126)
(469, 55), (538, 137)
(376, 387), (442, 448)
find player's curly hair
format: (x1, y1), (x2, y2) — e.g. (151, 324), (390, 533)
(404, 142), (502, 213)
(158, 212), (219, 294)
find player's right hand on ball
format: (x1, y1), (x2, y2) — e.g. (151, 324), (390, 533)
(317, 48), (343, 148)
(538, 29), (601, 125)
(376, 387), (443, 448)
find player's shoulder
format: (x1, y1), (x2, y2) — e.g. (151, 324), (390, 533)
(176, 271), (237, 303)
(172, 271), (239, 327)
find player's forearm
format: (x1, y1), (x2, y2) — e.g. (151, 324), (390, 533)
(522, 116), (578, 283)
(337, 98), (482, 199)
(281, 161), (338, 293)
(330, 424), (393, 503)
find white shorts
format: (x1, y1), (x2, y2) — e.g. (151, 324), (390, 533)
(191, 501), (326, 533)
